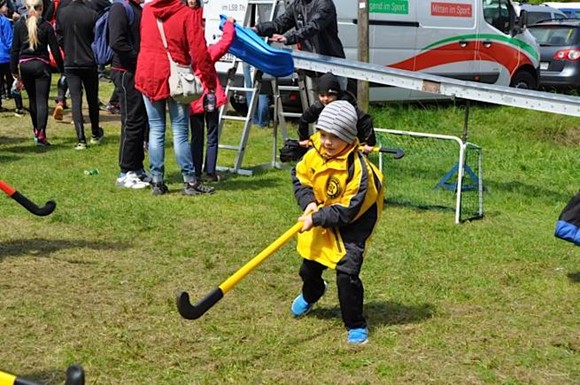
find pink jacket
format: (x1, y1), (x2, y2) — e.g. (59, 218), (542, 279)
(189, 20), (235, 115)
(135, 0), (217, 102)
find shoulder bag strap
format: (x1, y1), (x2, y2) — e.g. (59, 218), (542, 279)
(156, 18), (176, 65)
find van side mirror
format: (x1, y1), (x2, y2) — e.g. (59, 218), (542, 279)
(519, 9), (528, 29)
(513, 9), (528, 36)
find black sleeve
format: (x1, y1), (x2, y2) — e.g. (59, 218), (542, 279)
(298, 102), (324, 141)
(356, 107), (376, 146)
(9, 20), (22, 74)
(255, 2), (296, 37)
(46, 23), (63, 72)
(108, 3), (136, 66)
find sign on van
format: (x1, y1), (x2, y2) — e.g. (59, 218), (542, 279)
(431, 2), (473, 17)
(370, 0), (409, 14)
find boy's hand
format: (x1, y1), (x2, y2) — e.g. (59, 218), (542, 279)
(362, 144), (374, 154)
(269, 34), (287, 44)
(298, 213), (313, 232)
(299, 139), (310, 148)
(303, 202), (318, 215)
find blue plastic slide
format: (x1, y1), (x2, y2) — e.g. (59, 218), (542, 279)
(219, 15), (294, 77)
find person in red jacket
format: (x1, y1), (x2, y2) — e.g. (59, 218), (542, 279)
(135, 0), (217, 196)
(189, 12), (235, 183)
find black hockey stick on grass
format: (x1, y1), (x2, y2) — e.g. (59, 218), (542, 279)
(0, 364), (84, 385)
(0, 180), (56, 216)
(371, 146), (405, 159)
(177, 221), (303, 320)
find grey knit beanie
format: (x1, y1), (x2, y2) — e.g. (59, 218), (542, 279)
(316, 100), (358, 144)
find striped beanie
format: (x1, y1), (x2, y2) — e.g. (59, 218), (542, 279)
(316, 100), (358, 144)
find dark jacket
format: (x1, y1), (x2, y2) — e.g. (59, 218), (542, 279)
(55, 0), (98, 69)
(255, 0), (345, 58)
(109, 0), (142, 72)
(298, 91), (376, 146)
(10, 16), (63, 74)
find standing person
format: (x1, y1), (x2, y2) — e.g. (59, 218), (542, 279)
(10, 0), (63, 146)
(0, 0), (24, 115)
(298, 72), (376, 154)
(109, 0), (151, 189)
(55, 0), (103, 150)
(252, 0), (346, 105)
(187, 1), (235, 183)
(291, 100), (383, 345)
(135, 0), (217, 196)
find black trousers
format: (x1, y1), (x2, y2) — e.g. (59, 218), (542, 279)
(111, 69), (147, 173)
(19, 60), (52, 134)
(299, 258), (366, 330)
(65, 67), (100, 142)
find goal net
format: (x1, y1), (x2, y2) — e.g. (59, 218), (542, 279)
(371, 128), (483, 223)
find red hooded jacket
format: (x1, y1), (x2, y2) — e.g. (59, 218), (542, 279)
(189, 20), (235, 115)
(135, 0), (216, 102)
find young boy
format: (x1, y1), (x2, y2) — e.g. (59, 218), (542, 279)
(298, 72), (376, 154)
(291, 100), (384, 345)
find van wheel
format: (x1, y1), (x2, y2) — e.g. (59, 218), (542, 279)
(510, 71), (537, 89)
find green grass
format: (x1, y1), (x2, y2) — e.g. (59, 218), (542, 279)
(0, 81), (578, 384)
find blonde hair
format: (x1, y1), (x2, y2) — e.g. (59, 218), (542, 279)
(25, 0), (43, 50)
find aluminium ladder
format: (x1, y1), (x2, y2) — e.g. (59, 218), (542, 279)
(216, 0), (284, 176)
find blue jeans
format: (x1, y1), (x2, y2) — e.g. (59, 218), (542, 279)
(243, 63), (270, 127)
(143, 96), (195, 184)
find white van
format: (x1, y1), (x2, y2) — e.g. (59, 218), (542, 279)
(334, 0), (540, 101)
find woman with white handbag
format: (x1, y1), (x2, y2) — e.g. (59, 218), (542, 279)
(135, 0), (217, 196)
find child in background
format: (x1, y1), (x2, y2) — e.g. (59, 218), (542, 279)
(187, 0), (235, 183)
(0, 0), (24, 116)
(298, 71), (376, 154)
(291, 100), (384, 345)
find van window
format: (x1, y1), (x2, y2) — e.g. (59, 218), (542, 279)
(483, 0), (512, 34)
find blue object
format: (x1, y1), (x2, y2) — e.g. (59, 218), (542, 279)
(555, 191), (580, 246)
(220, 15), (294, 77)
(347, 328), (368, 344)
(92, 0), (135, 66)
(290, 293), (313, 318)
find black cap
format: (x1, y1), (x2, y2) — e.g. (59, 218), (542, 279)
(317, 72), (341, 95)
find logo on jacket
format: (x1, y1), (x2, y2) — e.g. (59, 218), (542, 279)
(326, 176), (342, 199)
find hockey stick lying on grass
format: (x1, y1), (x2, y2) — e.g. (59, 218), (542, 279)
(0, 180), (56, 216)
(177, 221), (303, 320)
(370, 146), (405, 159)
(0, 364), (84, 385)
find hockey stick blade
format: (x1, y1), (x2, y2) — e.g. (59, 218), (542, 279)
(12, 192), (56, 216)
(378, 147), (405, 159)
(177, 288), (224, 320)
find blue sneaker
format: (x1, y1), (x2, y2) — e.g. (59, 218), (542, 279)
(291, 281), (327, 318)
(347, 328), (368, 345)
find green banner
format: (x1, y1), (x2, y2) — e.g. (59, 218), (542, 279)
(369, 0), (409, 14)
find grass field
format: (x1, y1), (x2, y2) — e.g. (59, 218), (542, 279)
(0, 79), (578, 385)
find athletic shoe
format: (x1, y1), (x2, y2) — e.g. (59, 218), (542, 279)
(115, 171), (150, 189)
(204, 173), (222, 182)
(152, 182), (169, 196)
(90, 128), (104, 145)
(182, 181), (216, 196)
(52, 103), (64, 120)
(136, 169), (153, 184)
(14, 109), (25, 117)
(347, 328), (368, 345)
(74, 142), (87, 151)
(291, 281), (327, 318)
(36, 138), (51, 147)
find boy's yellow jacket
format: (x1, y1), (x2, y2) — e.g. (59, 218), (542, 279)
(291, 133), (384, 271)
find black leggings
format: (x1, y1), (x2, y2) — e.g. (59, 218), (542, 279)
(65, 67), (100, 142)
(19, 60), (52, 135)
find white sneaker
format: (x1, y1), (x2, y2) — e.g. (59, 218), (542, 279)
(116, 171), (150, 189)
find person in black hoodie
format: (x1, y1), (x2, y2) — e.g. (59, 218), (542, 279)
(10, 0), (63, 146)
(109, 0), (151, 189)
(55, 0), (103, 150)
(297, 72), (376, 154)
(252, 0), (346, 105)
